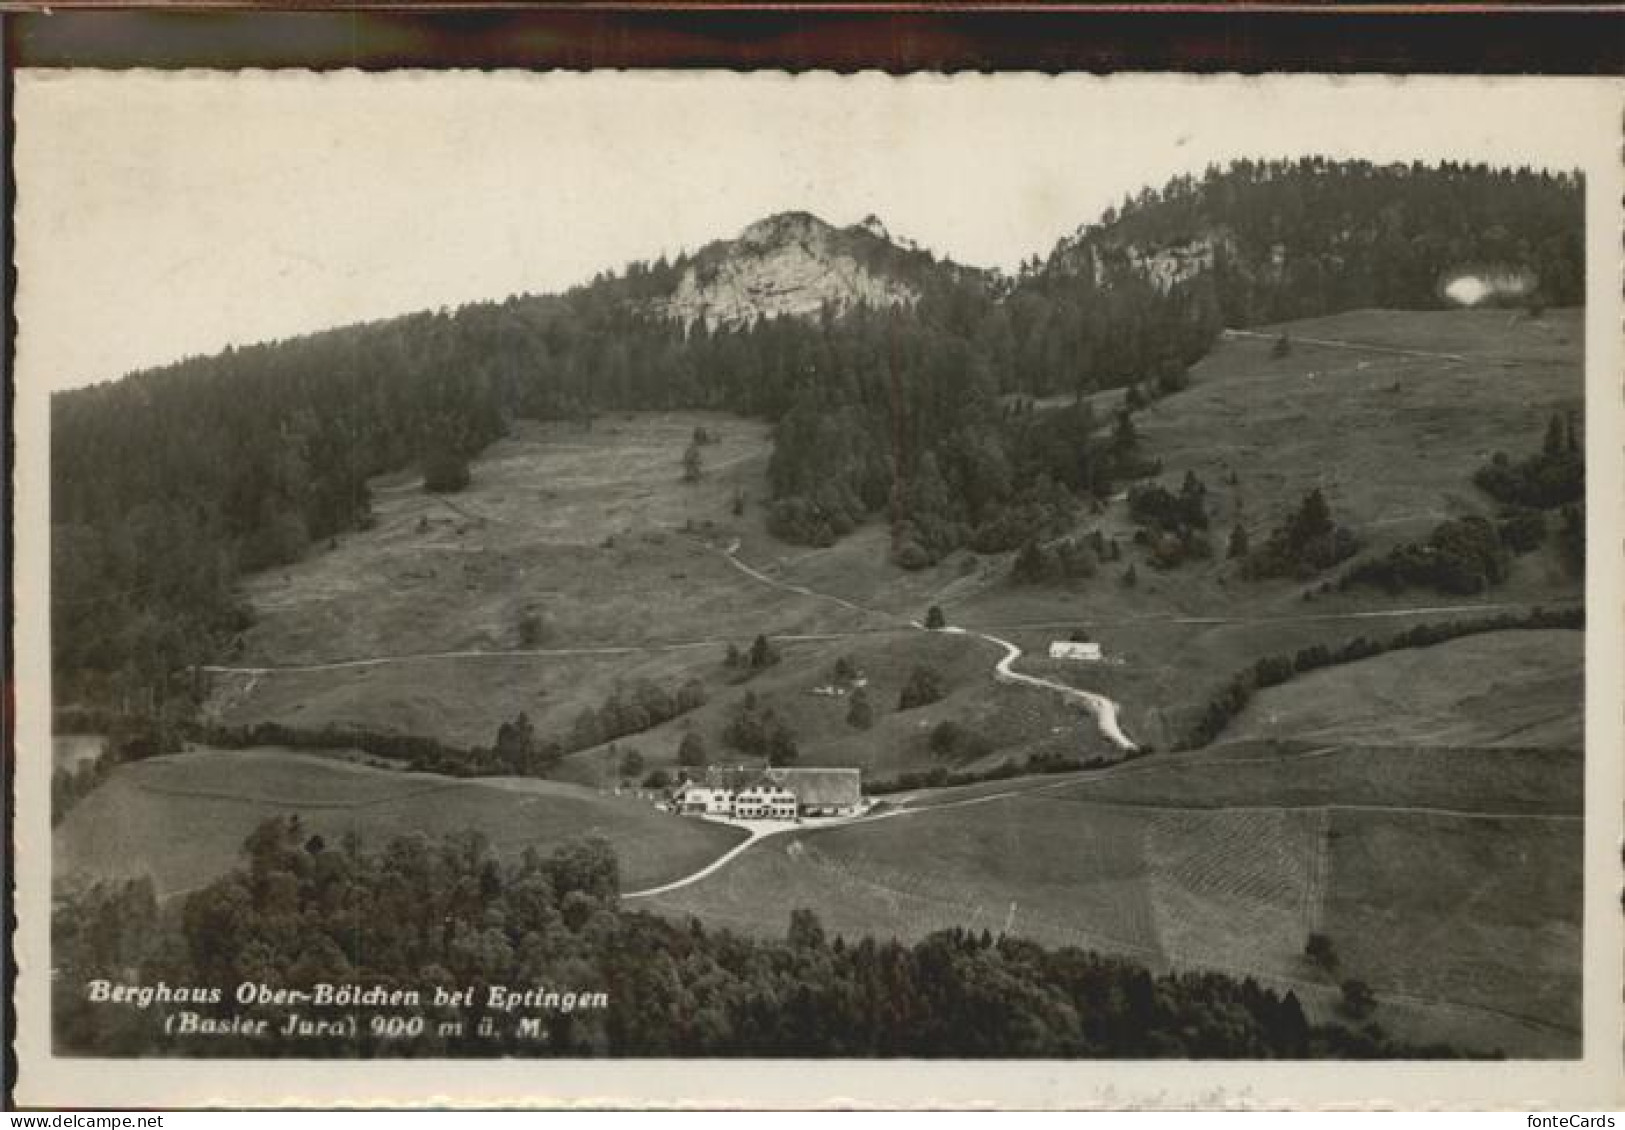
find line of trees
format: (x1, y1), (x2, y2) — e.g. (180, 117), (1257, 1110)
(867, 749), (1130, 796)
(1178, 605), (1584, 750)
(201, 721), (477, 776)
(568, 678), (709, 754)
(53, 824), (1479, 1058)
(199, 675), (709, 780)
(1340, 515), (1510, 597)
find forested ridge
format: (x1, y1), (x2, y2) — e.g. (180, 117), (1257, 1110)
(50, 159), (1583, 739)
(54, 824), (1476, 1058)
(1039, 157), (1583, 325)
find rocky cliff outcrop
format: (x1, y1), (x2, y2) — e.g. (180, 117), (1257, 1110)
(653, 212), (926, 329)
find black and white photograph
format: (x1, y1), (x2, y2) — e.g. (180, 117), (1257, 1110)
(9, 65), (1623, 1108)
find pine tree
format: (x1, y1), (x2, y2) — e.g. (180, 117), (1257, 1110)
(1228, 523), (1250, 560)
(748, 634), (780, 669)
(1544, 413), (1566, 457)
(898, 666), (945, 711)
(1286, 488), (1334, 550)
(1012, 538), (1048, 584)
(677, 731), (708, 768)
(422, 446), (471, 493)
(618, 748), (644, 782)
(787, 908), (827, 950)
(846, 687), (874, 730)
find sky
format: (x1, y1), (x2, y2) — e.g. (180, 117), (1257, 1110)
(13, 71), (1616, 392)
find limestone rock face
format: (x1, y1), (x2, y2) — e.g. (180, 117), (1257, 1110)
(655, 212), (923, 330)
(1062, 231), (1236, 293)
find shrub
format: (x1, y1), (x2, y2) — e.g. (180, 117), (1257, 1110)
(892, 538), (933, 571)
(1558, 504), (1585, 575)
(1341, 515), (1508, 596)
(1128, 474), (1208, 534)
(1227, 523), (1250, 560)
(898, 665), (946, 711)
(677, 731), (708, 768)
(929, 720), (994, 762)
(1473, 414), (1582, 509)
(768, 497), (844, 548)
(1305, 932), (1338, 973)
(1496, 506), (1547, 555)
(846, 688), (875, 730)
(1010, 537), (1098, 585)
(723, 697), (799, 765)
(1242, 489), (1359, 580)
(618, 748), (644, 781)
(1339, 979), (1377, 1020)
(422, 449), (471, 493)
(748, 634), (781, 670)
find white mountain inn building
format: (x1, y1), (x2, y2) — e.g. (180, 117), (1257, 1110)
(673, 766), (863, 821)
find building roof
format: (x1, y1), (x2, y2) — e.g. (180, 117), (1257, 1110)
(1049, 640), (1102, 659)
(699, 765), (863, 806)
(702, 765), (767, 793)
(767, 767), (862, 807)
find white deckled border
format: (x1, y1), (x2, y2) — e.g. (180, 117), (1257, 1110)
(10, 69), (1624, 1110)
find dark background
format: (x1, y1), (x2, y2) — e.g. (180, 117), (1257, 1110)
(4, 8), (1622, 74)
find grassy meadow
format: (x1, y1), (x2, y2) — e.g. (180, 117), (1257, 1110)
(55, 748), (743, 898)
(55, 307), (1586, 1058)
(643, 743), (1582, 1056)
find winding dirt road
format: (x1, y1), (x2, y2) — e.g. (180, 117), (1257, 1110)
(713, 539), (1139, 752)
(940, 625), (1137, 751)
(622, 824), (793, 899)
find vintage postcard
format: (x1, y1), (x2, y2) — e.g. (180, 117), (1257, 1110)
(9, 70), (1624, 1108)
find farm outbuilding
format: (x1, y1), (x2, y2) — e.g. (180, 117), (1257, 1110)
(768, 767), (863, 816)
(1049, 640), (1103, 662)
(674, 784), (734, 817)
